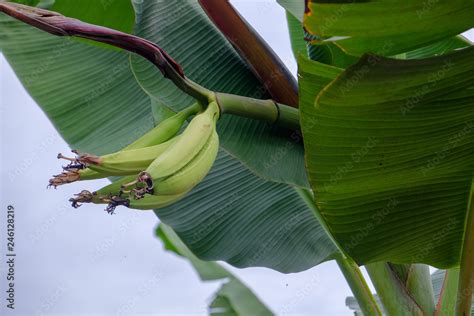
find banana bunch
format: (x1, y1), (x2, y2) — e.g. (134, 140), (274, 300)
(51, 102), (220, 214)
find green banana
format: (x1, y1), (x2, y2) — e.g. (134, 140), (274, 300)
(50, 104), (199, 187)
(95, 175), (137, 197)
(152, 128), (219, 195)
(140, 102), (219, 181)
(50, 139), (176, 187)
(127, 191), (190, 210)
(76, 136), (179, 176)
(65, 101), (220, 213)
(77, 168), (107, 180)
(70, 191), (189, 213)
(68, 175), (136, 207)
(69, 175), (188, 213)
(122, 102), (200, 150)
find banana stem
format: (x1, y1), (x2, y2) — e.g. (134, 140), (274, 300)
(336, 255), (382, 316)
(436, 268), (461, 315)
(296, 188), (381, 316)
(457, 188), (474, 315)
(365, 262), (425, 315)
(215, 93), (300, 130)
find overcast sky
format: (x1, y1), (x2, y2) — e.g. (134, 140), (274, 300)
(1, 1), (473, 316)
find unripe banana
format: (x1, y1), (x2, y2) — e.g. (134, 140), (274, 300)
(70, 182), (188, 213)
(78, 168), (107, 180)
(79, 136), (180, 176)
(51, 104), (199, 187)
(52, 136), (178, 186)
(122, 103), (200, 150)
(127, 191), (190, 210)
(95, 175), (137, 197)
(152, 129), (219, 195)
(63, 102), (220, 213)
(143, 102), (219, 181)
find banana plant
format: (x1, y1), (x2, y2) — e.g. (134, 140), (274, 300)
(1, 0), (473, 315)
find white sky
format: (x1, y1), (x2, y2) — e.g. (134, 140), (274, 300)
(1, 1), (473, 316)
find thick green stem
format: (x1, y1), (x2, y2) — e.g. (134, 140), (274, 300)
(296, 188), (381, 316)
(386, 263), (436, 314)
(436, 268), (461, 316)
(457, 189), (474, 316)
(216, 93), (300, 130)
(366, 262), (426, 315)
(336, 255), (382, 316)
(404, 264), (436, 315)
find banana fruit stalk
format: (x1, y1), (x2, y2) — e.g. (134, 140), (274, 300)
(48, 104), (199, 187)
(64, 101), (220, 214)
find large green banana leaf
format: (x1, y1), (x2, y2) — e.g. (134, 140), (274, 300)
(276, 0), (303, 22)
(279, 0), (472, 65)
(156, 223), (273, 315)
(13, 0), (40, 6)
(51, 0), (134, 34)
(285, 11), (306, 60)
(129, 0), (308, 188)
(279, 0), (358, 68)
(0, 2), (337, 273)
(401, 36), (473, 59)
(0, 16), (153, 155)
(157, 150), (336, 272)
(303, 0), (474, 56)
(299, 47), (474, 268)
